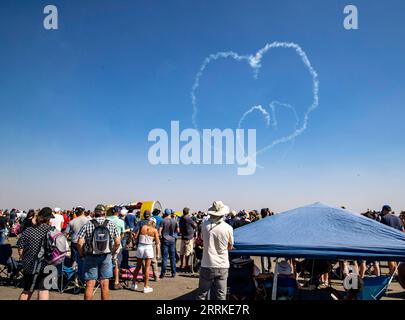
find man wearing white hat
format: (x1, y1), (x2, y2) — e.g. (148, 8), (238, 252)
(196, 201), (234, 300)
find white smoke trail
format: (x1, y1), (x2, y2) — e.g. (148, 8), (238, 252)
(191, 51), (252, 129)
(236, 105), (271, 170)
(191, 41), (319, 159)
(236, 101), (299, 167)
(238, 105), (271, 129)
(268, 100), (299, 132)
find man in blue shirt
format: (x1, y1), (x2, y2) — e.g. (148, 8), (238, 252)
(159, 209), (179, 278)
(152, 209), (163, 229)
(380, 205), (404, 231)
(380, 205), (404, 275)
(124, 210), (137, 231)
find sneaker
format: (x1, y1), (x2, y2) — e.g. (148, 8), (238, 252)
(130, 283), (138, 291)
(144, 287), (153, 293)
(171, 273), (177, 278)
(159, 274), (165, 279)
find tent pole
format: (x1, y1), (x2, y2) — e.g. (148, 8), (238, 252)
(271, 258), (280, 300)
(261, 256), (264, 273)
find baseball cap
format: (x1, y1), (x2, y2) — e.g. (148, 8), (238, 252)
(112, 206), (121, 214)
(164, 208), (173, 216)
(144, 210), (151, 218)
(75, 206), (85, 214)
(382, 205), (392, 212)
(95, 204), (106, 213)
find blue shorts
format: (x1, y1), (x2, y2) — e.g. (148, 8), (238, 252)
(83, 254), (113, 281)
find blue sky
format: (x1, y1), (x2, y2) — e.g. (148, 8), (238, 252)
(0, 0), (404, 213)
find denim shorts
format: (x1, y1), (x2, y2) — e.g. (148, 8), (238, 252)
(83, 254), (113, 281)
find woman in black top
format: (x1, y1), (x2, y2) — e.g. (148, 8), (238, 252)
(17, 207), (54, 300)
(20, 209), (36, 233)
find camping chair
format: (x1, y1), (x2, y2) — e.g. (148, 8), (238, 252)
(0, 244), (23, 287)
(0, 244), (12, 284)
(57, 258), (84, 294)
(227, 257), (257, 300)
(358, 275), (394, 300)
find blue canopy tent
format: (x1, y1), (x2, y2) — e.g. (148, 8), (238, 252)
(233, 202), (405, 261)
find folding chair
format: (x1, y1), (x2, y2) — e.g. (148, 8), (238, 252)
(358, 275), (394, 300)
(0, 244), (12, 283)
(0, 244), (23, 287)
(57, 258), (84, 294)
(227, 257), (257, 300)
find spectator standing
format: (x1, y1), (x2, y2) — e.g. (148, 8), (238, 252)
(159, 209), (179, 278)
(179, 207), (197, 272)
(134, 210), (152, 234)
(17, 207), (54, 300)
(153, 208), (163, 229)
(197, 201), (234, 300)
(380, 205), (404, 275)
(131, 220), (160, 293)
(225, 210), (237, 229)
(61, 210), (70, 232)
(124, 209), (137, 249)
(50, 208), (64, 232)
(9, 209), (17, 229)
(21, 209), (36, 233)
(107, 206), (126, 290)
(77, 204), (121, 300)
(65, 206), (90, 281)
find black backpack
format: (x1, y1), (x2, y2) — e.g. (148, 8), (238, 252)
(89, 220), (112, 255)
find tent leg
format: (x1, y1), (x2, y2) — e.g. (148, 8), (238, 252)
(271, 258), (280, 300)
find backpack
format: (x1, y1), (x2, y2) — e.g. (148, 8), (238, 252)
(43, 227), (69, 266)
(89, 219), (112, 255)
(9, 223), (21, 237)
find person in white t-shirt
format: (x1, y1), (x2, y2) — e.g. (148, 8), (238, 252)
(50, 208), (64, 232)
(196, 201), (234, 300)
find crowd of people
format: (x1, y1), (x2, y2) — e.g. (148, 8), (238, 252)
(0, 201), (236, 300)
(0, 203), (404, 301)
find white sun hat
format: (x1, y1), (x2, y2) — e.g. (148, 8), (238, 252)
(207, 201), (230, 217)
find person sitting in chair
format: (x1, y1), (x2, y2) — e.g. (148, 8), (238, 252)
(275, 260), (297, 300)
